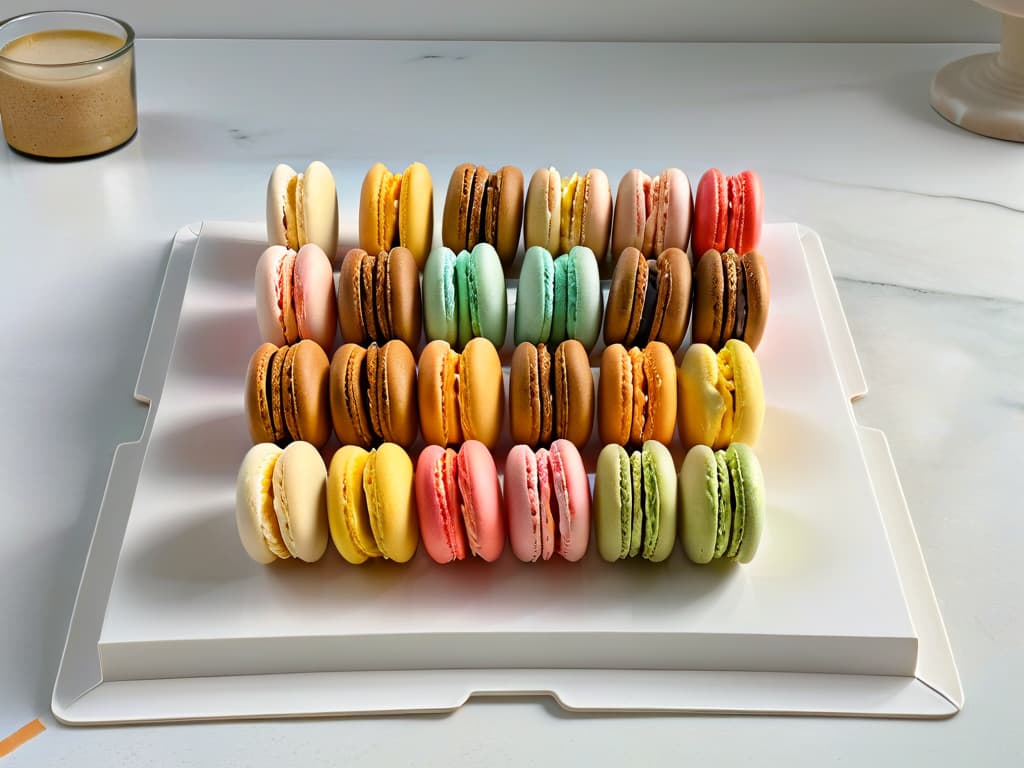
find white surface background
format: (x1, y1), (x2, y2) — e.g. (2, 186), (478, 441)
(0, 37), (1022, 765)
(3, 0), (1001, 42)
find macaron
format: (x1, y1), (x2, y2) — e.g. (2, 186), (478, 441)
(329, 340), (418, 448)
(232, 440), (330, 564)
(677, 340), (764, 450)
(524, 167), (612, 260)
(549, 247), (603, 351)
(266, 161), (339, 261)
(442, 163), (524, 264)
(418, 338), (504, 449)
(692, 169), (764, 258)
(598, 342), (677, 447)
(337, 247), (422, 348)
(326, 445), (377, 564)
(611, 168), (693, 259)
(514, 245), (555, 346)
(508, 340), (593, 448)
(692, 248), (770, 351)
(594, 441), (677, 563)
(455, 440), (506, 561)
(255, 243), (337, 352)
(245, 340), (331, 448)
(359, 162), (434, 268)
(505, 440), (591, 563)
(603, 246), (691, 352)
(235, 442), (288, 564)
(414, 445), (467, 564)
(423, 244), (507, 349)
(679, 443), (764, 565)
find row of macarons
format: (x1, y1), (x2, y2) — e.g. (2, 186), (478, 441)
(237, 437), (764, 568)
(245, 337), (763, 455)
(257, 240), (769, 359)
(267, 161), (763, 269)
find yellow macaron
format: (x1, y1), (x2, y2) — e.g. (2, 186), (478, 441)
(677, 339), (764, 449)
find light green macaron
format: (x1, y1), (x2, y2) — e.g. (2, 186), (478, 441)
(679, 443), (765, 565)
(423, 246), (459, 345)
(456, 242), (507, 349)
(550, 247), (603, 352)
(514, 245), (555, 345)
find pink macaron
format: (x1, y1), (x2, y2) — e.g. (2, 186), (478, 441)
(456, 440), (506, 561)
(415, 445), (468, 564)
(255, 243), (337, 351)
(611, 168), (693, 260)
(504, 440), (590, 563)
(692, 168), (764, 259)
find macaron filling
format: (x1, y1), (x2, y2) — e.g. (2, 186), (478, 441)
(436, 448), (466, 561)
(634, 261), (660, 345)
(725, 447), (746, 558)
(616, 448), (632, 559)
(713, 450), (733, 558)
(629, 450), (643, 557)
(640, 447), (660, 560)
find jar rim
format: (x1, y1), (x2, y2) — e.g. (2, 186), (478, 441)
(0, 11), (135, 67)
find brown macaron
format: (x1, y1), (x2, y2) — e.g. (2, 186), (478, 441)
(442, 163), (524, 265)
(247, 341), (330, 447)
(692, 248), (770, 351)
(329, 340), (418, 448)
(508, 340), (594, 448)
(603, 246), (691, 352)
(597, 342), (677, 446)
(337, 247), (422, 348)
(418, 337), (505, 449)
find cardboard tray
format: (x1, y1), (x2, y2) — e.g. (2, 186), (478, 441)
(52, 222), (962, 723)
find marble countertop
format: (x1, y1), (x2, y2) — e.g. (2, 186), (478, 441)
(1, 39), (1021, 765)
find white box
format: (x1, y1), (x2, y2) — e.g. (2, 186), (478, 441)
(52, 222), (962, 723)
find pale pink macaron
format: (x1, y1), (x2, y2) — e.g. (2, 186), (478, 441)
(457, 440), (506, 561)
(548, 439), (591, 562)
(611, 168), (693, 259)
(255, 243), (337, 351)
(415, 445), (468, 564)
(505, 445), (555, 562)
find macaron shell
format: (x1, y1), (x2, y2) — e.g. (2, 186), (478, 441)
(457, 440), (506, 561)
(594, 443), (631, 562)
(299, 161), (340, 261)
(326, 445), (376, 564)
(640, 342), (677, 444)
(269, 347), (288, 442)
(643, 440), (678, 562)
(255, 245), (290, 347)
(285, 340), (331, 448)
(359, 163), (396, 255)
(598, 343), (633, 446)
(549, 439), (590, 562)
(236, 443), (287, 564)
(423, 247), (459, 345)
(553, 340), (593, 447)
(442, 163), (473, 251)
(611, 169), (649, 257)
(329, 343), (373, 447)
(245, 343), (279, 443)
(564, 246), (603, 352)
(415, 445), (467, 564)
(734, 170), (764, 255)
(467, 242), (508, 348)
(524, 167), (561, 255)
(727, 443), (765, 563)
(399, 162), (434, 268)
(549, 255), (569, 346)
(417, 340), (462, 447)
(466, 165), (488, 250)
(505, 444), (543, 562)
(338, 248), (369, 343)
(679, 444), (719, 564)
(494, 165), (524, 263)
(579, 169), (612, 261)
(724, 339), (765, 447)
(514, 246), (554, 345)
(459, 338), (504, 448)
(509, 342), (543, 446)
(455, 249), (473, 348)
(603, 246), (644, 346)
(740, 250), (770, 350)
(692, 249), (726, 348)
(266, 164), (296, 248)
(383, 247), (422, 348)
(646, 168), (692, 257)
(720, 250), (740, 348)
(272, 441), (328, 562)
(628, 449), (643, 557)
(292, 243), (337, 350)
(692, 168), (729, 257)
(649, 247), (692, 352)
(677, 343), (727, 449)
(377, 340), (419, 447)
(364, 443), (418, 562)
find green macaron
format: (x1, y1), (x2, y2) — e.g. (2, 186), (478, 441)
(549, 247), (603, 352)
(514, 245), (555, 345)
(594, 441), (678, 563)
(549, 254), (570, 346)
(679, 442), (765, 565)
(423, 246), (459, 345)
(455, 242), (507, 350)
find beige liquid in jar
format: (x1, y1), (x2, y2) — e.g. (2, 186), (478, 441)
(0, 29), (136, 157)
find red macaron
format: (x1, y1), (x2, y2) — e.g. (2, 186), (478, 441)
(692, 169), (764, 258)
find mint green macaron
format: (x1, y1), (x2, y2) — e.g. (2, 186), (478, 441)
(549, 254), (570, 346)
(680, 443), (765, 565)
(514, 245), (555, 345)
(454, 242), (507, 350)
(550, 247), (603, 352)
(423, 246), (459, 345)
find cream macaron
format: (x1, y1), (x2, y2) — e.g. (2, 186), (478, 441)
(267, 160), (340, 262)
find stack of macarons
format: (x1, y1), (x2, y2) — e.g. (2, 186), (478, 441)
(238, 159), (777, 570)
